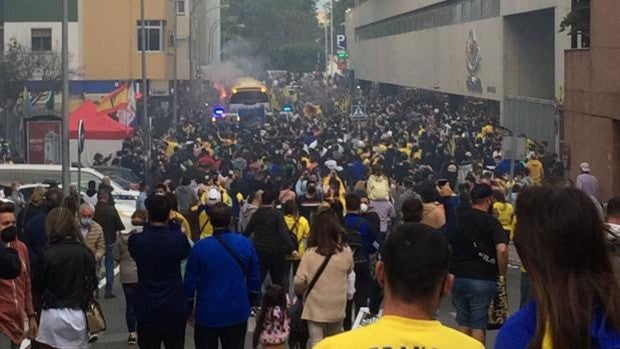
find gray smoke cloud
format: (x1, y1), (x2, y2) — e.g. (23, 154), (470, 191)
(202, 37), (268, 86)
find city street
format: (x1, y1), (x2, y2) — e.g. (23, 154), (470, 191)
(91, 246), (523, 348)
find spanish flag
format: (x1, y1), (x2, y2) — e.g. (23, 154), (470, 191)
(96, 84), (129, 114)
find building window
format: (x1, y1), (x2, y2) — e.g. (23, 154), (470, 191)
(0, 26), (4, 52)
(176, 0), (185, 15)
(355, 0), (500, 41)
(137, 20), (165, 51)
(31, 28), (52, 52)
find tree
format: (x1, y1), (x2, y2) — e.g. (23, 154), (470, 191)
(0, 39), (66, 111)
(559, 0), (590, 47)
(226, 0), (323, 72)
(0, 40), (68, 155)
(331, 0), (356, 33)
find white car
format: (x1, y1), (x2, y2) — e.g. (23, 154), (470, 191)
(0, 165), (139, 230)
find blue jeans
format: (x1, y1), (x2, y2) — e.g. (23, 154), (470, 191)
(122, 283), (138, 332)
(105, 243), (115, 294)
(452, 278), (497, 329)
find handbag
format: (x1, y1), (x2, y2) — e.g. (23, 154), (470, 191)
(85, 300), (107, 334)
(288, 253), (333, 348)
(487, 275), (509, 330)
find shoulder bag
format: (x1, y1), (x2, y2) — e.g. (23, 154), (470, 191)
(288, 253), (333, 347)
(213, 233), (248, 278)
(86, 300), (107, 334)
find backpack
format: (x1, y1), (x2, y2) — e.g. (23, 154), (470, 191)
(345, 220), (368, 264)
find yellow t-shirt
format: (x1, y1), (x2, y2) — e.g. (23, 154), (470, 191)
(170, 211), (191, 240)
(315, 316), (484, 349)
(493, 202), (515, 236)
(526, 160), (545, 185)
(284, 215), (310, 256)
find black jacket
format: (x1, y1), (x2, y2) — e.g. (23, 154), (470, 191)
(94, 203), (125, 243)
(34, 238), (97, 310)
(244, 207), (294, 256)
(0, 244), (21, 279)
(17, 203), (45, 237)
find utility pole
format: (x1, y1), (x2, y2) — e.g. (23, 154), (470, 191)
(61, 0), (70, 196)
(324, 24), (328, 73)
(140, 0), (151, 187)
(330, 0), (334, 61)
(189, 1), (195, 102)
(172, 4), (178, 130)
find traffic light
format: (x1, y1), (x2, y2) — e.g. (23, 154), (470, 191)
(337, 51), (348, 60)
(283, 104), (293, 113)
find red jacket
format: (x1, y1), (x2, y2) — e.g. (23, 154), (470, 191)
(0, 240), (33, 344)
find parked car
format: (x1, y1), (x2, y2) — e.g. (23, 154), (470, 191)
(93, 166), (141, 191)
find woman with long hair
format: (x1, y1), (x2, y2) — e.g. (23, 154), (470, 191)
(496, 187), (620, 348)
(34, 207), (97, 349)
(294, 207), (353, 347)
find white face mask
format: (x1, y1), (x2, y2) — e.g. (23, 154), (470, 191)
(360, 203), (368, 213)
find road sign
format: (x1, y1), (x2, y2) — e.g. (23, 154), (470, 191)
(77, 119), (85, 154)
(337, 34), (347, 50)
(350, 104), (368, 121)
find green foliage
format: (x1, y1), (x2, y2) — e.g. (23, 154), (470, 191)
(226, 0), (323, 72)
(331, 0), (356, 32)
(0, 40), (64, 110)
(559, 0), (590, 36)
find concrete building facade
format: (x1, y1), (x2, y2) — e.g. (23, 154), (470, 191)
(1, 0), (81, 74)
(564, 0), (620, 202)
(2, 0), (195, 89)
(345, 0), (571, 152)
(82, 0), (176, 82)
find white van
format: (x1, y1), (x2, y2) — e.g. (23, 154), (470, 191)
(0, 165), (139, 227)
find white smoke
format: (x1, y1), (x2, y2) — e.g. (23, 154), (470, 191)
(202, 37), (268, 86)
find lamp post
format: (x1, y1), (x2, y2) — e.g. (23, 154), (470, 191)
(172, 3), (178, 130)
(209, 22), (244, 63)
(189, 2), (229, 101)
(330, 0), (334, 60)
(61, 0), (69, 195)
(140, 0), (151, 187)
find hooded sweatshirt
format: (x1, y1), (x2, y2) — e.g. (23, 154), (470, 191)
(238, 203), (258, 233)
(421, 202), (446, 229)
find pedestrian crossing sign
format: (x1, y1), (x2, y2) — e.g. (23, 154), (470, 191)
(350, 104), (368, 121)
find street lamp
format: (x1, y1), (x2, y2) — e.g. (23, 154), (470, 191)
(189, 2), (229, 98)
(210, 22), (245, 63)
(140, 0), (150, 186)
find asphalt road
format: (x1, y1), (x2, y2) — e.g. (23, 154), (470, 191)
(92, 245), (523, 349)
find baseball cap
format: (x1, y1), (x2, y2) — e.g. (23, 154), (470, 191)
(206, 188), (222, 205)
(580, 162), (591, 173)
(470, 184), (493, 201)
(325, 160), (343, 172)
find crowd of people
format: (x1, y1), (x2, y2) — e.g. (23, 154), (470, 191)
(0, 74), (617, 349)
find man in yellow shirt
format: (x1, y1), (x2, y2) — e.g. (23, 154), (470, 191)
(315, 223), (484, 349)
(526, 154), (545, 185)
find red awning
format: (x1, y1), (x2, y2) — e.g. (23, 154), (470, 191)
(69, 100), (134, 140)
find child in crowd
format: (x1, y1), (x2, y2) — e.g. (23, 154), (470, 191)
(253, 285), (290, 349)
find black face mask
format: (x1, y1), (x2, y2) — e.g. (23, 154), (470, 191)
(1, 225), (17, 243)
